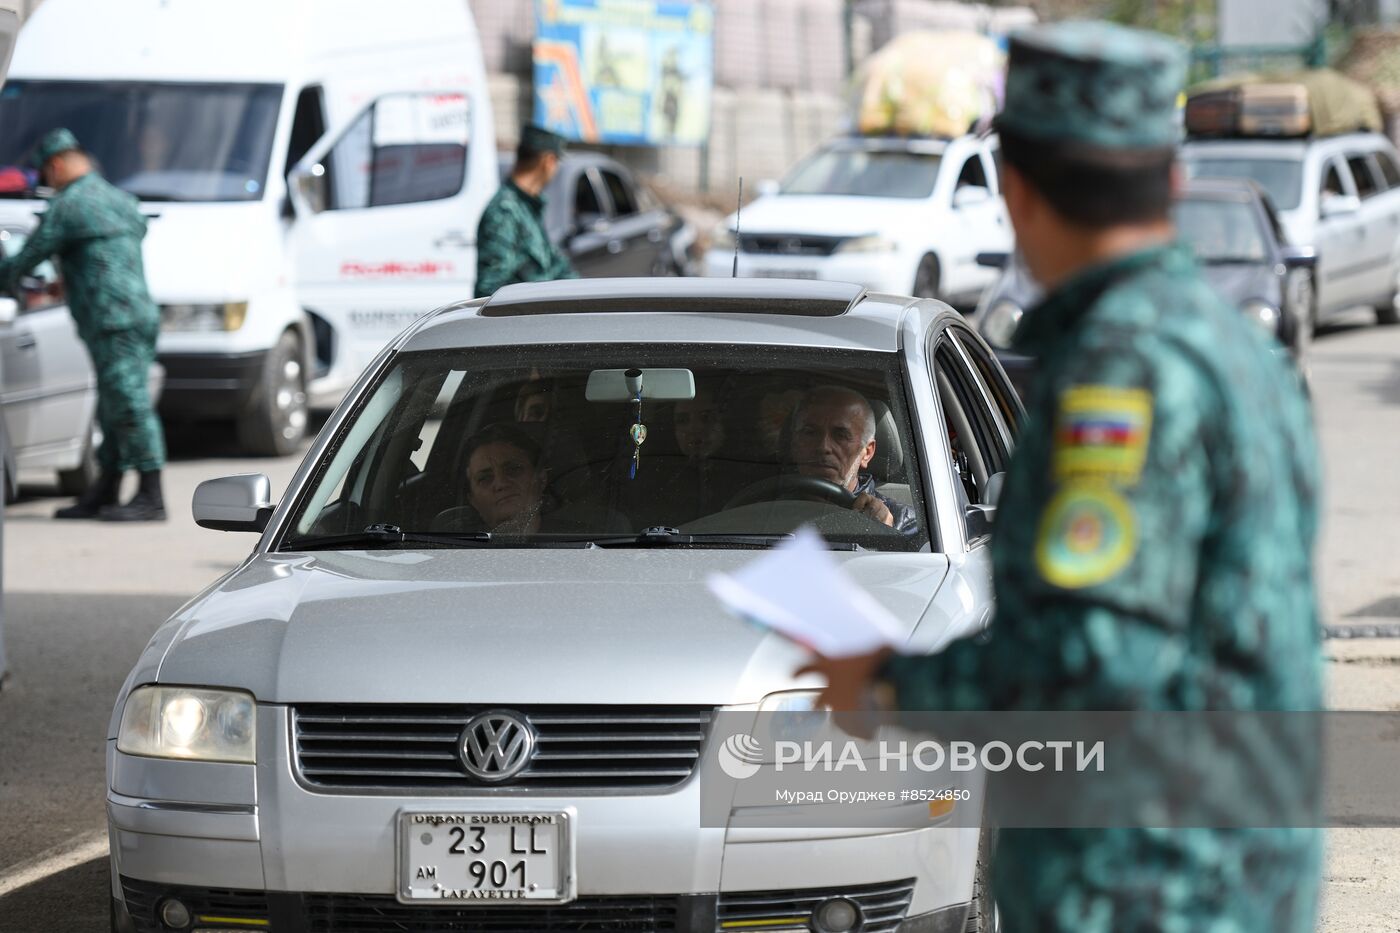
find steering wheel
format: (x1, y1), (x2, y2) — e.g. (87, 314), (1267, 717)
(723, 475), (858, 511)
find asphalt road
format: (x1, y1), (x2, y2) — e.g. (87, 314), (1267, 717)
(2, 317), (1400, 931)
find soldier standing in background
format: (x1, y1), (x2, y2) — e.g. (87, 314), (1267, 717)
(799, 22), (1323, 931)
(474, 125), (578, 298)
(0, 128), (167, 522)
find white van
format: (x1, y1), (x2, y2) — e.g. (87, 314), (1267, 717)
(0, 0), (497, 454)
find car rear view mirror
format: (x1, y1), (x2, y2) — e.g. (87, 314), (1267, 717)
(586, 368), (696, 402)
(1320, 192), (1360, 219)
(194, 473), (275, 532)
(0, 297), (17, 326)
(1279, 245), (1318, 270)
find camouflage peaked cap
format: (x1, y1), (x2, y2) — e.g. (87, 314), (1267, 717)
(520, 124), (567, 156)
(31, 127), (81, 167)
(997, 21), (1187, 150)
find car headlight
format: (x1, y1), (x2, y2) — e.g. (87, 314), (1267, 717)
(709, 223), (735, 252)
(980, 299), (1024, 349)
(117, 686), (256, 763)
(758, 690), (825, 746)
(835, 235), (898, 254)
(160, 301), (249, 333)
(1241, 299), (1280, 336)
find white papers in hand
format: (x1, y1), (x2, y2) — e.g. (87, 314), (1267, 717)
(705, 526), (905, 658)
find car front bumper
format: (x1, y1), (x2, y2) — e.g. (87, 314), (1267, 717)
(156, 350), (267, 420)
(107, 707), (978, 931)
(701, 250), (913, 295)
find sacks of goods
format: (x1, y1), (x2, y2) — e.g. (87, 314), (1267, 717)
(1185, 68), (1383, 139)
(852, 30), (1005, 138)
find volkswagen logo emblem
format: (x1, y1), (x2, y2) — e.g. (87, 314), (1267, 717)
(460, 711), (535, 783)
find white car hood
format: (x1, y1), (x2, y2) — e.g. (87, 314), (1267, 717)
(139, 201), (283, 301)
(726, 194), (929, 239)
(155, 549), (952, 706)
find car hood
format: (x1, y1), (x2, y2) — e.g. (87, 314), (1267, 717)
(139, 201), (283, 301)
(1200, 262), (1277, 308)
(724, 194), (929, 239)
(157, 549), (951, 706)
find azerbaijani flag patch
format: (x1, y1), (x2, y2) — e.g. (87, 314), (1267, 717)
(1053, 385), (1153, 483)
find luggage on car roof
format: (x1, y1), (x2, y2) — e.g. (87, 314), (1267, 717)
(1184, 68), (1383, 139)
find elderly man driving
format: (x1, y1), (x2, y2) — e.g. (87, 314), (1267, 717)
(789, 386), (918, 534)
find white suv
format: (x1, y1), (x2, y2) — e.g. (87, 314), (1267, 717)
(705, 135), (1011, 306)
(1183, 132), (1400, 325)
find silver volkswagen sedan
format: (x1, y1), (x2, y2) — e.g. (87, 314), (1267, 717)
(107, 279), (1019, 933)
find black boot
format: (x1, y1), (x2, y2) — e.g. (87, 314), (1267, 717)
(100, 469), (166, 522)
(54, 469), (123, 519)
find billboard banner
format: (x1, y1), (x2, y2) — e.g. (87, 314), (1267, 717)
(533, 0), (714, 147)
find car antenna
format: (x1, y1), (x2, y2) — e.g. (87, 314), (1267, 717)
(731, 177), (743, 278)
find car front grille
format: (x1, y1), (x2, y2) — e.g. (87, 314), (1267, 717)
(739, 233), (845, 256)
(716, 878), (917, 932)
(304, 893), (681, 932)
(292, 705), (714, 792)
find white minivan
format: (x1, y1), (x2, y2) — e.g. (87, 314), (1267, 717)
(0, 0), (498, 454)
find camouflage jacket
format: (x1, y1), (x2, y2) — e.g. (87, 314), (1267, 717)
(881, 244), (1323, 931)
(0, 172), (159, 340)
(474, 180), (577, 298)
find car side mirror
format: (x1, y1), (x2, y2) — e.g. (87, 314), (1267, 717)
(976, 251), (1010, 270)
(1320, 192), (1360, 219)
(954, 185), (992, 209)
(965, 503), (995, 540)
(1279, 245), (1318, 270)
(194, 473), (275, 532)
(288, 164), (328, 216)
(984, 471), (1006, 510)
(0, 296), (17, 326)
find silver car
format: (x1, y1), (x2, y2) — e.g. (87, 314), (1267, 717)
(107, 279), (1019, 933)
(0, 226), (98, 496)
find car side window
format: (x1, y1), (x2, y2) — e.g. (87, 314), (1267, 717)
(955, 154), (988, 191)
(323, 92), (470, 210)
(1377, 150), (1400, 190)
(600, 169), (638, 216)
(953, 330), (1020, 441)
(575, 171), (603, 219)
(933, 335), (1007, 514)
(284, 85), (326, 177)
(0, 229), (64, 313)
(1346, 153), (1380, 199)
(1320, 158), (1348, 199)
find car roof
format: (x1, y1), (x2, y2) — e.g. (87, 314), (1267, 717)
(1183, 132), (1391, 159)
(401, 278), (938, 353)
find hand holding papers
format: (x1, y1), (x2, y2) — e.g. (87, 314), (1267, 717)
(705, 526), (905, 658)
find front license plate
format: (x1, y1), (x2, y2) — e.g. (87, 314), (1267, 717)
(397, 811), (574, 904)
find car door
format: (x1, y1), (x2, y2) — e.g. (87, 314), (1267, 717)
(0, 228), (94, 462)
(286, 90), (481, 379)
(1343, 150), (1394, 305)
(1315, 155), (1364, 315)
(562, 166), (617, 277)
(944, 146), (1004, 303)
(595, 163), (671, 276)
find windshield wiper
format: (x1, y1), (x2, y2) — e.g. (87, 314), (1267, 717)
(123, 191), (191, 203)
(570, 528), (798, 549)
(282, 524), (495, 551)
(1203, 256), (1263, 265)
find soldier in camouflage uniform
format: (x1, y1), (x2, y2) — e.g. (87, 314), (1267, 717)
(474, 125), (578, 298)
(800, 22), (1322, 931)
(0, 129), (167, 521)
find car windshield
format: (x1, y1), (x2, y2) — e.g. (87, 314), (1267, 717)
(0, 80), (282, 201)
(1175, 197), (1269, 263)
(282, 345), (929, 552)
(782, 146), (941, 198)
(1183, 156), (1304, 211)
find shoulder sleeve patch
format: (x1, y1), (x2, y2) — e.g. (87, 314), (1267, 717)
(1053, 385), (1153, 483)
(1034, 484), (1136, 589)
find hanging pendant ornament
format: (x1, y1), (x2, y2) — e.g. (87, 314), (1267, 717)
(629, 405), (647, 479)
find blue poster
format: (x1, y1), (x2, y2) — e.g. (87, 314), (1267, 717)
(534, 0), (714, 147)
